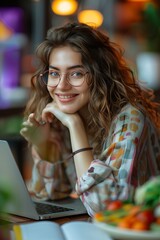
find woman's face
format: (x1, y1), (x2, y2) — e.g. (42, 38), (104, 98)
(47, 46), (90, 114)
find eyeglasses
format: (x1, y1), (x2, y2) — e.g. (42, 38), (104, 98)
(40, 69), (88, 87)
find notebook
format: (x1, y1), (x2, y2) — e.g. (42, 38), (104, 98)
(0, 140), (87, 220)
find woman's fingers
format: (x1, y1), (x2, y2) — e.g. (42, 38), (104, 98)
(41, 102), (77, 127)
(20, 127), (31, 141)
(22, 113), (46, 127)
(42, 111), (54, 123)
(20, 112), (52, 146)
(20, 127), (27, 136)
(28, 113), (40, 126)
(41, 104), (55, 123)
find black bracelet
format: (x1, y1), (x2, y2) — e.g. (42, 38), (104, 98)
(72, 147), (93, 157)
(66, 147), (93, 161)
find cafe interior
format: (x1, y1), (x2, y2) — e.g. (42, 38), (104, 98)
(0, 0), (160, 181)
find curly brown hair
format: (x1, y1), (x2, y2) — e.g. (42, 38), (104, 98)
(25, 22), (160, 154)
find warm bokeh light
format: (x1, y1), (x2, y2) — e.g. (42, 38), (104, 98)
(51, 0), (78, 16)
(78, 10), (103, 28)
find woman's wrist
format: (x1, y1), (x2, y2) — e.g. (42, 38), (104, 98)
(66, 147), (93, 160)
(67, 114), (84, 129)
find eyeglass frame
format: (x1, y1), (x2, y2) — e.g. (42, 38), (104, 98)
(39, 69), (89, 87)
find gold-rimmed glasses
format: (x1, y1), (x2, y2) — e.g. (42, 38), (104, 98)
(40, 69), (89, 87)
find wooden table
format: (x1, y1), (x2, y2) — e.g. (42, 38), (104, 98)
(0, 213), (91, 225)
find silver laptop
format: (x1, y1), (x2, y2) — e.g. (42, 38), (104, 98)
(0, 140), (87, 220)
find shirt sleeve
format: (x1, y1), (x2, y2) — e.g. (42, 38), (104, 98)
(75, 106), (147, 216)
(28, 125), (74, 200)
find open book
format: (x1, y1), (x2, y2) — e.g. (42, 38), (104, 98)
(13, 221), (112, 240)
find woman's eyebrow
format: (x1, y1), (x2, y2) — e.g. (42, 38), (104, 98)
(49, 65), (84, 70)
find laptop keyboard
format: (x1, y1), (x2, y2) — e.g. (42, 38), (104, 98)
(34, 202), (73, 215)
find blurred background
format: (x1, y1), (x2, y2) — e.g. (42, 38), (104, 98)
(0, 0), (160, 179)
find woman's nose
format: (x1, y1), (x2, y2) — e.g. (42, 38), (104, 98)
(57, 74), (71, 89)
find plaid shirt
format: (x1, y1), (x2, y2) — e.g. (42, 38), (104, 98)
(29, 104), (160, 216)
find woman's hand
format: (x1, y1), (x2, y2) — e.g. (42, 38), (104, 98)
(41, 101), (93, 176)
(20, 113), (51, 147)
(41, 101), (82, 129)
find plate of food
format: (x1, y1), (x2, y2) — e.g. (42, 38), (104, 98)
(93, 221), (160, 240)
(93, 177), (160, 240)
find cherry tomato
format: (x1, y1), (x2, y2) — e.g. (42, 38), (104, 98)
(118, 219), (132, 229)
(107, 200), (123, 211)
(136, 209), (155, 224)
(131, 221), (150, 231)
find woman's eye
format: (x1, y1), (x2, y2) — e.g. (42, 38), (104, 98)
(71, 71), (83, 78)
(49, 72), (59, 78)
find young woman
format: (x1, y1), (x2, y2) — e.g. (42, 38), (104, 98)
(20, 22), (160, 216)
